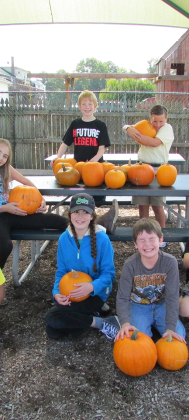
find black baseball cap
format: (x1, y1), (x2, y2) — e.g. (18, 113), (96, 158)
(70, 193), (95, 215)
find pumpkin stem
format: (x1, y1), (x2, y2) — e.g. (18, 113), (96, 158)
(62, 163), (67, 172)
(71, 269), (79, 278)
(166, 334), (173, 342)
(128, 158), (131, 166)
(131, 329), (139, 340)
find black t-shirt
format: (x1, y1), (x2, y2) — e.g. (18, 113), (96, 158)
(62, 118), (111, 162)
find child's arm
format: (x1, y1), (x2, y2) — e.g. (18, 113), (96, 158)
(124, 125), (162, 147)
(165, 255), (183, 335)
(116, 261), (134, 328)
(50, 143), (68, 167)
(89, 145), (105, 162)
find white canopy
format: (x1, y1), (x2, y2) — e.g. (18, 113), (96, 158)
(0, 0), (188, 28)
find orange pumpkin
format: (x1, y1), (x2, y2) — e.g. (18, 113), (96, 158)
(134, 120), (157, 137)
(53, 162), (73, 177)
(100, 161), (116, 175)
(8, 185), (42, 214)
(113, 329), (157, 376)
(156, 164), (177, 186)
(105, 168), (126, 189)
(74, 161), (86, 180)
(156, 334), (188, 371)
(114, 166), (127, 180)
(82, 162), (104, 187)
(59, 270), (92, 302)
(53, 157), (77, 171)
(128, 162), (155, 186)
(56, 164), (80, 186)
(121, 158), (133, 176)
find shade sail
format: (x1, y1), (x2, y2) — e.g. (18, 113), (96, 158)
(0, 0), (188, 27)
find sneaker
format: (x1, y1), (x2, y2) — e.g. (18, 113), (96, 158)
(100, 315), (120, 339)
(97, 199), (119, 234)
(159, 242), (167, 248)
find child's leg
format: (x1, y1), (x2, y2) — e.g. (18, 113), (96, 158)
(130, 301), (154, 337)
(0, 284), (5, 305)
(153, 301), (186, 338)
(45, 295), (103, 339)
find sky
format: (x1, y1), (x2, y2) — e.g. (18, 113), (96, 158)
(0, 23), (187, 74)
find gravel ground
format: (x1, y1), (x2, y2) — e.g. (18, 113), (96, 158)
(0, 205), (189, 420)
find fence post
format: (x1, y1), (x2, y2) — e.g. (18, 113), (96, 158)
(121, 92), (127, 153)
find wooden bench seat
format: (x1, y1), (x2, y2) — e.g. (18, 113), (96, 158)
(10, 227), (189, 287)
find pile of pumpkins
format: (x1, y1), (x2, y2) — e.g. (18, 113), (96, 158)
(60, 270), (188, 376)
(53, 156), (178, 188)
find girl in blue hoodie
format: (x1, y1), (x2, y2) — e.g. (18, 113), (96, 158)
(45, 192), (120, 340)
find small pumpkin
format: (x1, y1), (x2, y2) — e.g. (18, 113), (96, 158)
(53, 157), (77, 171)
(134, 120), (157, 137)
(156, 163), (177, 186)
(105, 168), (126, 189)
(114, 166), (128, 180)
(8, 185), (42, 214)
(100, 161), (116, 175)
(113, 329), (157, 377)
(59, 270), (92, 302)
(74, 161), (86, 180)
(56, 164), (80, 186)
(53, 162), (73, 177)
(82, 162), (104, 187)
(128, 162), (155, 186)
(156, 334), (188, 371)
(121, 158), (133, 176)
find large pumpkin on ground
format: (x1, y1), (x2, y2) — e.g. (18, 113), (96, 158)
(59, 270), (92, 302)
(8, 185), (42, 214)
(128, 162), (155, 186)
(113, 329), (157, 377)
(82, 162), (104, 187)
(156, 334), (188, 371)
(134, 120), (157, 137)
(105, 168), (126, 189)
(56, 164), (80, 186)
(156, 164), (177, 186)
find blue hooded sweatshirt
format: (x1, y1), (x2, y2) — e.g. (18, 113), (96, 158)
(53, 225), (115, 302)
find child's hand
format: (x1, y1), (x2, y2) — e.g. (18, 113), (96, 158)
(54, 293), (71, 306)
(126, 126), (142, 142)
(163, 329), (186, 344)
(36, 198), (47, 213)
(114, 323), (137, 342)
(2, 202), (27, 216)
(69, 282), (94, 300)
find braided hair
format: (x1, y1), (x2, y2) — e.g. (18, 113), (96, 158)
(69, 211), (98, 273)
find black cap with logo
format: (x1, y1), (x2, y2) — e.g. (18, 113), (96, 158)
(70, 193), (95, 215)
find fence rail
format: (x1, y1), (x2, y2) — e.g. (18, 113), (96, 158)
(0, 91), (189, 173)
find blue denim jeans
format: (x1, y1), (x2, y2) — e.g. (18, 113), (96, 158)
(130, 301), (186, 338)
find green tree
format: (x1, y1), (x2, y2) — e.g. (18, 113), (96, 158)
(147, 58), (158, 73)
(99, 78), (155, 101)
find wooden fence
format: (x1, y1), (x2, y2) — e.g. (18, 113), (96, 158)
(0, 92), (189, 173)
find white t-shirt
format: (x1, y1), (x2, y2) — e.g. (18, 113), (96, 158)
(138, 123), (174, 164)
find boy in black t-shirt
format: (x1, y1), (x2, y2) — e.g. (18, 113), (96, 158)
(52, 90), (111, 163)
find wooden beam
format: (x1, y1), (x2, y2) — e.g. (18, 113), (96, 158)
(27, 72), (158, 80)
(156, 75), (189, 81)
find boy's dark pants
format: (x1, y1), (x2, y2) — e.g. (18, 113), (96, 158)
(45, 295), (103, 339)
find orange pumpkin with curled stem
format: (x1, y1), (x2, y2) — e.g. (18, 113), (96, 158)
(113, 329), (157, 377)
(59, 270), (92, 302)
(53, 162), (73, 177)
(134, 120), (157, 137)
(8, 185), (42, 214)
(156, 334), (188, 371)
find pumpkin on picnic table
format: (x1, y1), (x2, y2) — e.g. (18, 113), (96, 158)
(100, 161), (116, 175)
(134, 120), (157, 137)
(156, 334), (188, 371)
(128, 162), (155, 186)
(59, 270), (92, 302)
(53, 157), (77, 170)
(156, 163), (177, 186)
(105, 168), (127, 189)
(82, 161), (104, 187)
(8, 185), (42, 214)
(113, 329), (157, 377)
(56, 164), (80, 186)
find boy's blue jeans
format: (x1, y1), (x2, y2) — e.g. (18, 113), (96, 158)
(130, 301), (186, 338)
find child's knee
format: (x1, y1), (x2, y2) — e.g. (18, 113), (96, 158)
(183, 253), (189, 270)
(179, 296), (189, 317)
